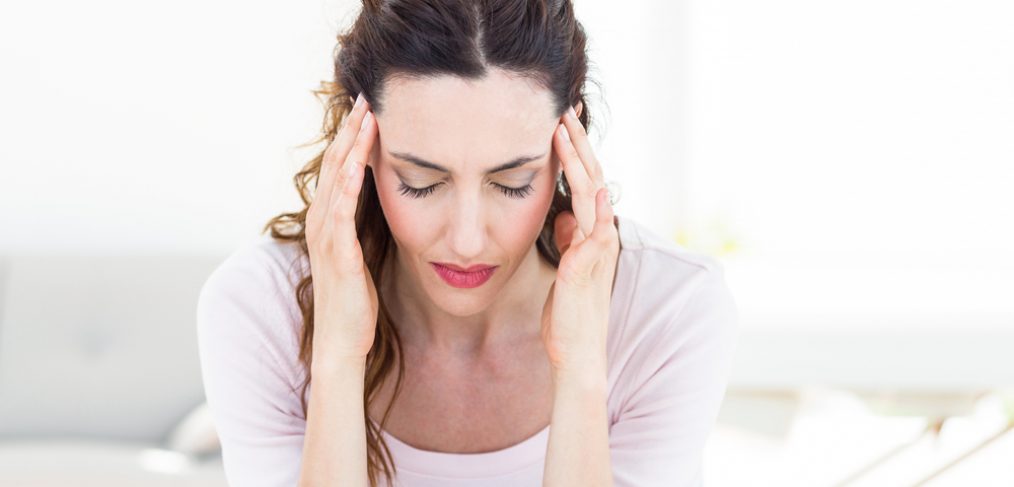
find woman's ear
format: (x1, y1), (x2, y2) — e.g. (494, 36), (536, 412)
(575, 101), (583, 119)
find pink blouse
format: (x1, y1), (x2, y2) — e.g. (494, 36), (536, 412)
(197, 213), (740, 486)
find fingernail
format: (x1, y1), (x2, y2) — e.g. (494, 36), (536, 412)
(354, 92), (365, 108)
(346, 161), (359, 177)
(558, 124), (570, 141)
(567, 105), (577, 118)
(361, 111), (373, 131)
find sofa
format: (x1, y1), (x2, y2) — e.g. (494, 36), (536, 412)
(0, 252), (229, 485)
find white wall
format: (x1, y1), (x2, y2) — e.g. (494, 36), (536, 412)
(2, 1), (352, 254)
(682, 0), (1014, 317)
(683, 0), (1014, 263)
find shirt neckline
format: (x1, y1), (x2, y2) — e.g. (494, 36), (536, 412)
(369, 417), (550, 478)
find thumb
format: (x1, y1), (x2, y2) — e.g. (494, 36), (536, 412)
(540, 280), (556, 339)
(553, 210), (579, 255)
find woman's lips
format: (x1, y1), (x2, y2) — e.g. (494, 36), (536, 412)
(431, 263), (498, 288)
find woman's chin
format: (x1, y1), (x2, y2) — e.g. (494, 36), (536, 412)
(426, 281), (501, 317)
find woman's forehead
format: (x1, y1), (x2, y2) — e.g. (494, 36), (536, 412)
(378, 71), (557, 130)
(375, 71), (559, 173)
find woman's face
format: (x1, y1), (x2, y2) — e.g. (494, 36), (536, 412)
(366, 69), (563, 317)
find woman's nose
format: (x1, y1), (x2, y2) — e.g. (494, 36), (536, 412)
(446, 194), (488, 261)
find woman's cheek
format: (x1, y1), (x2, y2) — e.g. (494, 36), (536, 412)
(512, 177), (556, 235)
(374, 177), (418, 237)
(371, 169), (408, 233)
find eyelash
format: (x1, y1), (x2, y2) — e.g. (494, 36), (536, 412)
(397, 182), (535, 199)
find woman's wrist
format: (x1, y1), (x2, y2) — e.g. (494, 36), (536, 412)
(551, 358), (608, 393)
(311, 347), (368, 377)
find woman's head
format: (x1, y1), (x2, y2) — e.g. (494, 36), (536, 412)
(264, 1), (594, 485)
(370, 70), (582, 318)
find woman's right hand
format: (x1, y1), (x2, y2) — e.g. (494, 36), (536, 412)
(304, 93), (379, 364)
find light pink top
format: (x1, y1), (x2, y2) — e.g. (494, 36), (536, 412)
(196, 214), (740, 486)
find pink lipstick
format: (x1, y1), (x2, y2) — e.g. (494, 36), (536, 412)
(431, 263), (497, 288)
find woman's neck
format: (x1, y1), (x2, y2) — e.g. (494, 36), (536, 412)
(380, 243), (556, 359)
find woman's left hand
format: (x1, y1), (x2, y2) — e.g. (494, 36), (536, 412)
(540, 104), (620, 383)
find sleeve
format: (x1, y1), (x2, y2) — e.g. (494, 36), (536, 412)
(195, 249), (308, 487)
(608, 262), (740, 487)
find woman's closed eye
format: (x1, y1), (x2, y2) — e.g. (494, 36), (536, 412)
(397, 181), (535, 199)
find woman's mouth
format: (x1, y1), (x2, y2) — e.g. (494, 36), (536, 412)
(431, 263), (498, 288)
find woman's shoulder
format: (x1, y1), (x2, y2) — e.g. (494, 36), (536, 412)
(615, 214), (734, 309)
(610, 214), (739, 372)
(206, 233), (308, 290)
(606, 215), (740, 440)
(195, 235), (309, 429)
(196, 234), (307, 376)
(615, 214), (726, 277)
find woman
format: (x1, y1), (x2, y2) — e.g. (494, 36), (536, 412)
(196, 0), (739, 486)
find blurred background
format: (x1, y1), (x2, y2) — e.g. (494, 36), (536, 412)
(2, 0), (1012, 485)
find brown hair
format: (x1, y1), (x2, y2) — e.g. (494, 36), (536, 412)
(263, 0), (595, 485)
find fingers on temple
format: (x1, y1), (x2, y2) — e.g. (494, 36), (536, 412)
(314, 96), (371, 222)
(591, 187), (617, 249)
(555, 124), (599, 240)
(559, 110), (603, 187)
(554, 123), (593, 194)
(327, 110), (376, 245)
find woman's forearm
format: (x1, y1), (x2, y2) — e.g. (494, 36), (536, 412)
(297, 354), (369, 487)
(543, 364), (614, 487)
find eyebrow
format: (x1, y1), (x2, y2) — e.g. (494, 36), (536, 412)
(388, 150), (546, 175)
